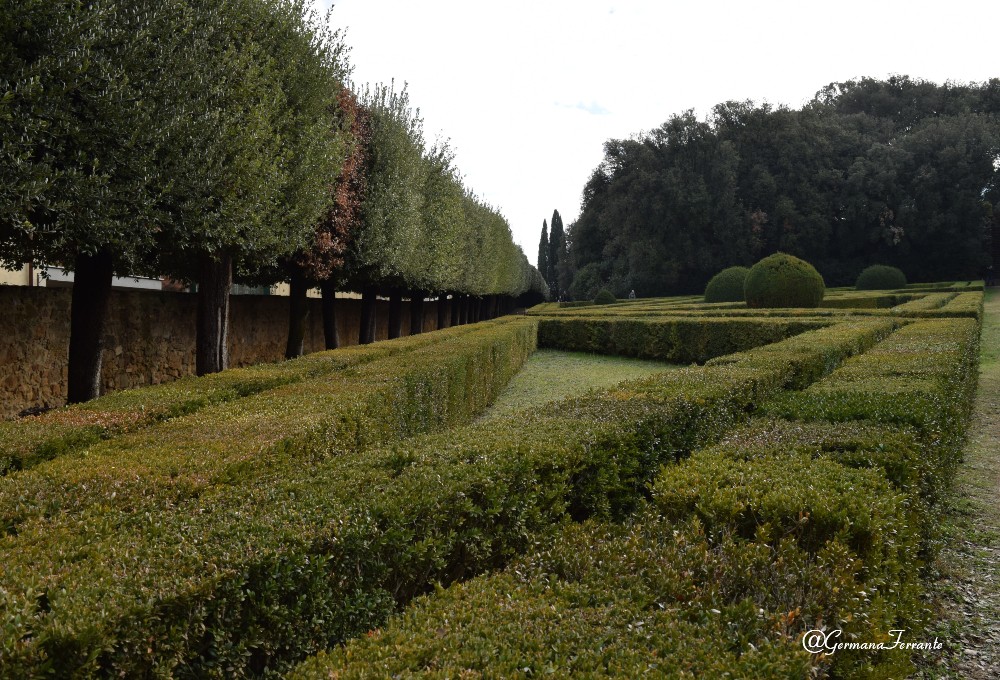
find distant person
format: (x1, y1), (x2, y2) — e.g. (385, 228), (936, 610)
(628, 289), (636, 299)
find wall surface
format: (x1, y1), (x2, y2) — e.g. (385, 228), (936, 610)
(0, 287), (451, 419)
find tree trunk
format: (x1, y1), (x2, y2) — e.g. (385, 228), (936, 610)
(410, 291), (424, 335)
(388, 288), (403, 339)
(359, 287), (376, 345)
(450, 293), (460, 326)
(320, 280), (339, 349)
(437, 295), (448, 330)
(196, 251), (232, 376)
(458, 295), (468, 325)
(66, 248), (114, 404)
(285, 269), (309, 359)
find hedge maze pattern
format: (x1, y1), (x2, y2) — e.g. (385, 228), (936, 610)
(0, 284), (984, 678)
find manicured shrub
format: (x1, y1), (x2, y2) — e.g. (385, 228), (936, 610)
(0, 318), (884, 676)
(593, 288), (616, 305)
(856, 264), (907, 290)
(289, 516), (853, 679)
(703, 265), (750, 303)
(0, 321), (488, 475)
(744, 252), (825, 308)
(537, 316), (825, 363)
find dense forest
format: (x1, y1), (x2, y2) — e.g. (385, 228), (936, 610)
(561, 77), (1000, 299)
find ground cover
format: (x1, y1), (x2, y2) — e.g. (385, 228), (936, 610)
(478, 349), (681, 421)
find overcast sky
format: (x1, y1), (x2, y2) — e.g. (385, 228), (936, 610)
(312, 0), (998, 263)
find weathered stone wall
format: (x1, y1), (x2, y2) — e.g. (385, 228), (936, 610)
(0, 287), (447, 419)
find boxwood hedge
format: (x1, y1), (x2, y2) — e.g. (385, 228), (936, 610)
(0, 319), (893, 676)
(0, 320), (490, 475)
(291, 301), (983, 679)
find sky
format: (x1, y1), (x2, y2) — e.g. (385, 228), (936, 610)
(311, 0), (999, 264)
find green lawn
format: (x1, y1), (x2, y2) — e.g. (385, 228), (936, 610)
(479, 349), (681, 421)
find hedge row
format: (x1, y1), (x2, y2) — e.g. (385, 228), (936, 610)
(0, 318), (536, 540)
(820, 293), (917, 309)
(0, 321), (489, 476)
(0, 320), (893, 676)
(537, 317), (828, 362)
(294, 426), (924, 678)
(290, 515), (846, 678)
(895, 291), (984, 320)
(891, 292), (956, 313)
(294, 313), (981, 679)
(764, 318), (980, 451)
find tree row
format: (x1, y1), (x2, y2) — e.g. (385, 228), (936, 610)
(0, 0), (545, 403)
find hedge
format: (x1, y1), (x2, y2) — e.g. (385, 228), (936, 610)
(291, 516), (854, 679)
(537, 316), (828, 363)
(294, 416), (926, 679)
(0, 319), (891, 676)
(0, 318), (537, 539)
(0, 320), (490, 476)
(291, 294), (980, 680)
(763, 318), (980, 450)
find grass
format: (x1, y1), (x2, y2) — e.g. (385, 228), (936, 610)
(478, 349), (681, 421)
(919, 288), (1000, 679)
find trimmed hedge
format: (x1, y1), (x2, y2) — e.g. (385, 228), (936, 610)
(856, 264), (907, 290)
(703, 265), (750, 303)
(291, 516), (854, 679)
(292, 292), (979, 680)
(763, 318), (980, 450)
(0, 319), (889, 676)
(0, 318), (537, 538)
(537, 316), (828, 363)
(745, 252), (825, 309)
(593, 288), (616, 305)
(0, 320), (489, 475)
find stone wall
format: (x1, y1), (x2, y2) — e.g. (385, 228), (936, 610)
(0, 287), (446, 420)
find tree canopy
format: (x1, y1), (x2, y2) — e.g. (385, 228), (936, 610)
(565, 76), (1000, 297)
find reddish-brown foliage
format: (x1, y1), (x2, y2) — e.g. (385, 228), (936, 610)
(295, 88), (371, 282)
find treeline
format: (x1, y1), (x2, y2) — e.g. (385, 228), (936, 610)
(564, 76), (1000, 299)
(0, 0), (545, 403)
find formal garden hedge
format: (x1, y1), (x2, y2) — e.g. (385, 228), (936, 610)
(0, 286), (983, 677)
(293, 293), (980, 679)
(0, 321), (489, 476)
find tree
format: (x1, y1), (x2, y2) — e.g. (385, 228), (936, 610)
(568, 77), (999, 292)
(0, 0), (281, 398)
(537, 220), (549, 293)
(548, 210), (566, 297)
(154, 0), (348, 373)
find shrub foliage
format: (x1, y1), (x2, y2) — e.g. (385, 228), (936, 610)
(744, 252), (825, 308)
(704, 265), (750, 303)
(856, 264), (907, 290)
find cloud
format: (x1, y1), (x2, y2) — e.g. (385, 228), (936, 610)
(555, 100), (612, 116)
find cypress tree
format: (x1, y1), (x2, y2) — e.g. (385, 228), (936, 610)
(548, 210), (566, 297)
(537, 220), (549, 288)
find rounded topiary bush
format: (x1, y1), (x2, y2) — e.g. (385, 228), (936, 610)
(704, 266), (750, 303)
(594, 289), (616, 305)
(744, 252), (825, 308)
(855, 264), (906, 290)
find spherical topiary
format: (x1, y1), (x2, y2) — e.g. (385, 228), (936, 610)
(855, 264), (906, 290)
(704, 266), (750, 303)
(594, 288), (616, 305)
(744, 252), (825, 308)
